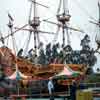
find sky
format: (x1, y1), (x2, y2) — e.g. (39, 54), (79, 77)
(0, 0), (99, 72)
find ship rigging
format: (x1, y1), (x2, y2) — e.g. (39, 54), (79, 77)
(0, 0), (99, 94)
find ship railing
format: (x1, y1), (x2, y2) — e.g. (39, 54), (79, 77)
(80, 82), (100, 88)
(8, 87), (70, 97)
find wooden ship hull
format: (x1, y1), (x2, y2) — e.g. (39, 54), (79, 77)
(0, 46), (88, 97)
(0, 0), (99, 98)
(0, 47), (87, 79)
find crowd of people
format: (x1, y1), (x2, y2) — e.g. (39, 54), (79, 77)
(17, 34), (97, 68)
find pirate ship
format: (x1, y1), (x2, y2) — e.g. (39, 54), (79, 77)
(0, 0), (100, 97)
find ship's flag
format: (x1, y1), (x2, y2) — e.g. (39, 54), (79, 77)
(8, 13), (14, 21)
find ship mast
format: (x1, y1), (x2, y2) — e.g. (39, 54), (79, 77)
(29, 0), (40, 55)
(57, 0), (71, 47)
(43, 0), (84, 47)
(7, 13), (17, 54)
(88, 1), (100, 52)
(99, 1), (100, 25)
(95, 2), (100, 50)
(5, 0), (54, 58)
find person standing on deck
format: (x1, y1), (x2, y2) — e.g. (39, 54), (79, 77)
(70, 80), (77, 100)
(48, 78), (54, 100)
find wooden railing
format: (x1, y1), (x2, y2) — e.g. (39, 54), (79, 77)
(82, 82), (100, 88)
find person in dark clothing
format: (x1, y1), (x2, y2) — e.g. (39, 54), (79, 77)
(17, 49), (23, 57)
(48, 78), (55, 100)
(70, 80), (77, 100)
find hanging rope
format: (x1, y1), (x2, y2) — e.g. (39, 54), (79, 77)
(10, 29), (16, 56)
(6, 30), (10, 46)
(21, 32), (30, 50)
(65, 24), (70, 45)
(22, 2), (33, 56)
(52, 25), (60, 44)
(36, 31), (40, 48)
(11, 31), (18, 54)
(57, 0), (61, 14)
(8, 27), (18, 71)
(23, 31), (32, 56)
(0, 31), (4, 45)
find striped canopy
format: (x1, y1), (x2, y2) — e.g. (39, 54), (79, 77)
(7, 65), (28, 80)
(54, 65), (81, 79)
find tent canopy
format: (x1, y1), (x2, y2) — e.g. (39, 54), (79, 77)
(53, 65), (81, 79)
(7, 65), (28, 80)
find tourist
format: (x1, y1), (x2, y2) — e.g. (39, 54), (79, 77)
(48, 78), (54, 100)
(70, 80), (77, 100)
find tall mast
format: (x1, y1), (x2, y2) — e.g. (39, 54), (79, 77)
(97, 1), (100, 48)
(13, 0), (53, 58)
(95, 1), (100, 50)
(27, 0), (52, 56)
(29, 0), (40, 55)
(7, 13), (17, 54)
(33, 0), (37, 55)
(98, 1), (100, 26)
(63, 0), (69, 15)
(57, 0), (71, 47)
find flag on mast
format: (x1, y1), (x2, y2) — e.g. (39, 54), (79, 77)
(8, 13), (14, 21)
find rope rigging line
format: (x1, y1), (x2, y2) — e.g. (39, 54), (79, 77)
(28, 3), (32, 23)
(22, 2), (34, 56)
(36, 31), (40, 48)
(73, 0), (97, 22)
(6, 30), (10, 46)
(40, 1), (61, 22)
(40, 9), (58, 24)
(11, 31), (18, 54)
(29, 0), (57, 22)
(57, 0), (61, 14)
(9, 27), (17, 56)
(65, 23), (70, 45)
(29, 0), (49, 8)
(52, 25), (60, 44)
(41, 15), (57, 23)
(7, 25), (18, 70)
(0, 24), (28, 42)
(8, 19), (18, 54)
(6, 27), (18, 53)
(23, 31), (32, 56)
(21, 31), (30, 50)
(0, 31), (4, 45)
